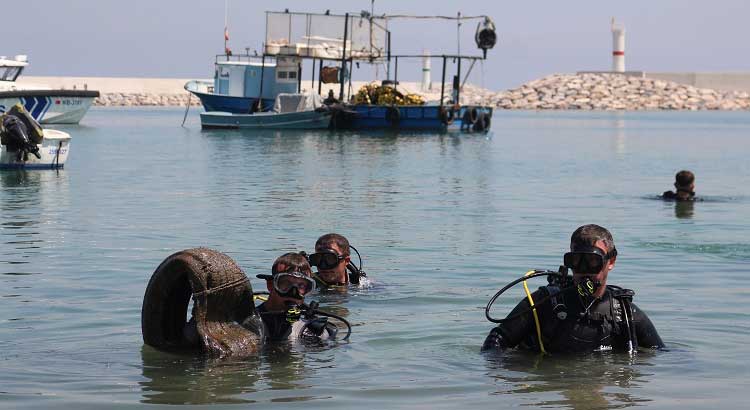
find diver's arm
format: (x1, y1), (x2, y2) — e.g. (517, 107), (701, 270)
(630, 303), (665, 349)
(482, 298), (534, 351)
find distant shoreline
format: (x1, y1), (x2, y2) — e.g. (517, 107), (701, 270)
(17, 75), (750, 110)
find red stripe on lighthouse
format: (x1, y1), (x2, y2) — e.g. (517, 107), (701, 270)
(613, 51), (625, 56)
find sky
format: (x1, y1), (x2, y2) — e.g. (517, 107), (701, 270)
(3, 0), (749, 90)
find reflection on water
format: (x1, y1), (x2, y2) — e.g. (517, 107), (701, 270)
(139, 346), (262, 405)
(484, 350), (653, 409)
(674, 200), (695, 219)
(140, 344), (318, 405)
(0, 170), (69, 272)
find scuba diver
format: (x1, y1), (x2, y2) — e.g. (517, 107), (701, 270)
(256, 252), (350, 342)
(662, 170), (697, 201)
(482, 224), (664, 354)
(307, 233), (367, 289)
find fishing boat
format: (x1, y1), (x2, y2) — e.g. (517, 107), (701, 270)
(186, 9), (497, 132)
(200, 93), (332, 129)
(0, 54), (99, 124)
(0, 104), (71, 169)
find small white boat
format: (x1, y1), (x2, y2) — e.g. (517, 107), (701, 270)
(0, 104), (71, 169)
(0, 54), (99, 124)
(0, 128), (70, 169)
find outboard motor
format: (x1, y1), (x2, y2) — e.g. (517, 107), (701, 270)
(1, 114), (41, 161)
(475, 17), (497, 59)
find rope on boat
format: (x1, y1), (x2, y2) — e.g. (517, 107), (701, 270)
(181, 92), (192, 127)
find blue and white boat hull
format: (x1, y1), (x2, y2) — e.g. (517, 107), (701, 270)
(0, 90), (98, 125)
(185, 80), (275, 114)
(200, 110), (331, 129)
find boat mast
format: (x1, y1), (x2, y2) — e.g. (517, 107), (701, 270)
(339, 13), (349, 101)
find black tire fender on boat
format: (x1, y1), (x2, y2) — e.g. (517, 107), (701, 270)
(439, 105), (456, 125)
(473, 112), (491, 132)
(461, 106), (479, 129)
(141, 247), (263, 357)
(386, 106), (400, 125)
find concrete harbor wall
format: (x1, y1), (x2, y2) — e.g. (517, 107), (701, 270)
(18, 74), (750, 110)
(644, 72), (750, 93)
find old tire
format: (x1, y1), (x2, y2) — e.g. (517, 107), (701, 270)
(141, 247), (262, 357)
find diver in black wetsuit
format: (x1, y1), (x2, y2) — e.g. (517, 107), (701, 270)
(256, 253), (337, 342)
(482, 224), (664, 354)
(307, 233), (367, 290)
(662, 170), (697, 201)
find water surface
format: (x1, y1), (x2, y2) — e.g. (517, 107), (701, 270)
(1, 108), (748, 408)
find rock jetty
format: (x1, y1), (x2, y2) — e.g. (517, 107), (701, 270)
(89, 73), (750, 110)
(475, 73), (750, 110)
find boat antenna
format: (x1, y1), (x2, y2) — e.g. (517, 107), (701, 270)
(223, 0), (230, 55)
(457, 11), (461, 56)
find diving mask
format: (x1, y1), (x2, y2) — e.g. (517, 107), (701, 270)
(564, 245), (617, 274)
(273, 271), (316, 297)
(308, 249), (346, 270)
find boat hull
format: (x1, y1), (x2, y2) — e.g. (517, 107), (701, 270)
(347, 105), (493, 131)
(200, 110), (332, 129)
(0, 129), (71, 169)
(185, 81), (274, 113)
(0, 90), (99, 124)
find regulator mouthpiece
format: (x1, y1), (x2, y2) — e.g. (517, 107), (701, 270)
(577, 277), (600, 298)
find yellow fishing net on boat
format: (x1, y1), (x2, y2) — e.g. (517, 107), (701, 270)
(353, 83), (425, 106)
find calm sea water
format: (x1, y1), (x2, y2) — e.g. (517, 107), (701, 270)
(1, 108), (749, 409)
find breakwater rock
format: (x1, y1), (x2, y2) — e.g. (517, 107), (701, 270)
(91, 74), (750, 110)
(487, 73), (750, 110)
(94, 93), (200, 107)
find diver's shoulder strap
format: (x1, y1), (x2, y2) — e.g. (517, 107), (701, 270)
(607, 285), (635, 300)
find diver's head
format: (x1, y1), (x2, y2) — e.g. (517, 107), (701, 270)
(565, 224), (617, 298)
(674, 170), (695, 194)
(310, 233), (351, 286)
(257, 253), (315, 309)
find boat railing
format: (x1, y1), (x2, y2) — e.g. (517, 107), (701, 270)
(214, 53), (266, 64)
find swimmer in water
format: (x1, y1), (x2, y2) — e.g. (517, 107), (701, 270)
(662, 170), (696, 201)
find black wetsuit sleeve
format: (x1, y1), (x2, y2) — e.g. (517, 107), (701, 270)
(630, 302), (665, 349)
(482, 295), (537, 351)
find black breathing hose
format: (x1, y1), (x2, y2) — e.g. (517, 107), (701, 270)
(485, 270), (568, 324)
(299, 301), (352, 341)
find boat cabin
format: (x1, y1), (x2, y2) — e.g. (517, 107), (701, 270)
(213, 56), (300, 99)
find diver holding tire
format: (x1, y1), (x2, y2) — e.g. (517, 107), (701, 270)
(141, 249), (351, 357)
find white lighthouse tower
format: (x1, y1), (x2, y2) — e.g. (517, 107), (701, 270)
(611, 18), (625, 72)
(421, 50), (432, 91)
